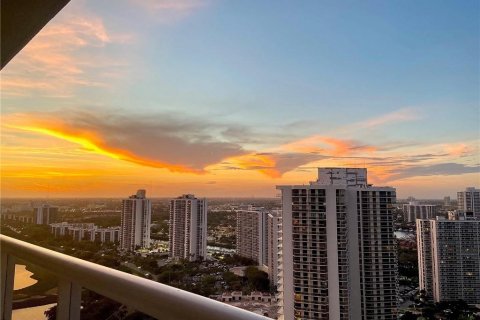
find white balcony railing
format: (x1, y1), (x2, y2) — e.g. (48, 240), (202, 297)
(0, 235), (270, 320)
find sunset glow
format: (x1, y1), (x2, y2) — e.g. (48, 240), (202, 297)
(1, 0), (478, 198)
(6, 121), (203, 174)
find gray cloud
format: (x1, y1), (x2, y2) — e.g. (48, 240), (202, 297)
(220, 125), (262, 145)
(215, 152), (323, 176)
(62, 110), (247, 170)
(322, 152), (460, 166)
(390, 163), (480, 180)
(219, 124), (311, 147)
(269, 153), (323, 175)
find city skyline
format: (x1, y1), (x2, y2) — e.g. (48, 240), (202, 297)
(2, 0), (479, 198)
(2, 165), (480, 318)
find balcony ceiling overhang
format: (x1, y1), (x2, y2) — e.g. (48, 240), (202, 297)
(1, 0), (71, 69)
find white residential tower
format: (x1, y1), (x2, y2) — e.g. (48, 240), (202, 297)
(416, 212), (480, 304)
(120, 189), (151, 251)
(169, 194), (207, 261)
(277, 168), (398, 320)
(236, 206), (268, 265)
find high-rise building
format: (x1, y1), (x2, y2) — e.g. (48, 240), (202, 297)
(235, 206), (282, 286)
(457, 187), (480, 218)
(169, 194), (207, 261)
(236, 206), (268, 265)
(402, 201), (439, 222)
(120, 189), (151, 251)
(33, 204), (58, 225)
(416, 212), (480, 304)
(277, 168), (397, 320)
(416, 219), (434, 297)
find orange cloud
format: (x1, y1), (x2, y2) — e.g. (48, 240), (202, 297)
(277, 135), (376, 156)
(444, 143), (472, 156)
(3, 112), (478, 186)
(220, 153), (281, 178)
(6, 121), (202, 175)
(193, 135), (379, 178)
(3, 111), (249, 175)
(217, 136), (374, 178)
(1, 5), (131, 98)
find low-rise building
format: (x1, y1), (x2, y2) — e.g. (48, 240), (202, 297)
(1, 213), (33, 223)
(50, 222), (120, 243)
(403, 201), (439, 222)
(217, 291), (277, 303)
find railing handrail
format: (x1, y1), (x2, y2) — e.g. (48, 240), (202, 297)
(0, 235), (271, 320)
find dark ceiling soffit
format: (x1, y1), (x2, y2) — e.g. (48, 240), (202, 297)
(1, 0), (71, 70)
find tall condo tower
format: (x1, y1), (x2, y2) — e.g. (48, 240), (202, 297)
(267, 210), (282, 288)
(277, 168), (398, 320)
(236, 206), (282, 286)
(169, 194), (207, 261)
(33, 204), (58, 225)
(236, 206), (268, 265)
(416, 212), (480, 304)
(120, 189), (151, 251)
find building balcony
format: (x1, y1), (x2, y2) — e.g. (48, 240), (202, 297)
(0, 235), (270, 320)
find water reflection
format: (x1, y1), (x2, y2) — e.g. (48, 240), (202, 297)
(14, 264), (37, 290)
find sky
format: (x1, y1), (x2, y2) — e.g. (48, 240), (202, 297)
(1, 0), (479, 198)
